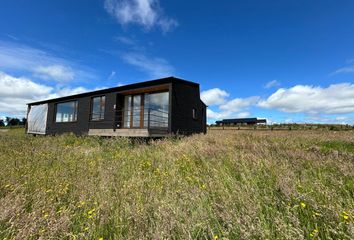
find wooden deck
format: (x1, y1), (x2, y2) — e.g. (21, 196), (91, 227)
(88, 128), (169, 137)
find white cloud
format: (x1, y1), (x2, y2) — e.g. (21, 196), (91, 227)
(0, 41), (94, 82)
(201, 88), (229, 106)
(258, 83), (354, 114)
(122, 52), (174, 78)
(264, 79), (280, 89)
(284, 118), (293, 123)
(237, 112), (251, 118)
(202, 83), (354, 124)
(104, 0), (178, 33)
(34, 65), (75, 81)
(334, 116), (354, 125)
(0, 71), (52, 99)
(331, 66), (354, 75)
(207, 109), (251, 122)
(304, 115), (354, 125)
(0, 72), (91, 116)
(108, 71), (116, 80)
(207, 109), (232, 120)
(46, 86), (91, 100)
(202, 88), (258, 121)
(220, 96), (259, 112)
(114, 36), (136, 45)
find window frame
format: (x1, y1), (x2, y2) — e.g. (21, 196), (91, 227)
(90, 95), (106, 121)
(54, 100), (79, 123)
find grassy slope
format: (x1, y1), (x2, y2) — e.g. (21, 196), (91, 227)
(0, 129), (353, 239)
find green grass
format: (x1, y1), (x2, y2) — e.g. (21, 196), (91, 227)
(0, 129), (353, 239)
(319, 140), (354, 154)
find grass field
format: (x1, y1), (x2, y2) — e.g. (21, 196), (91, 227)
(0, 129), (353, 239)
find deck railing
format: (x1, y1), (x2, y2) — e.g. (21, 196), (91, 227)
(89, 107), (169, 131)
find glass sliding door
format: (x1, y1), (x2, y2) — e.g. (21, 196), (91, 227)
(144, 92), (169, 128)
(124, 94), (143, 128)
(132, 95), (142, 128)
(123, 95), (131, 128)
(123, 91), (169, 129)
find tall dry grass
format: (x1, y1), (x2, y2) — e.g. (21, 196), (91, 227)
(0, 129), (353, 239)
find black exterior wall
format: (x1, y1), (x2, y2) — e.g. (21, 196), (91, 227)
(27, 77), (207, 136)
(45, 92), (118, 135)
(171, 81), (207, 135)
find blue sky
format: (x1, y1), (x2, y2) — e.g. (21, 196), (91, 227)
(1, 0), (354, 124)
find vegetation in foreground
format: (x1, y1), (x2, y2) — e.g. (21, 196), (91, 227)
(0, 129), (353, 239)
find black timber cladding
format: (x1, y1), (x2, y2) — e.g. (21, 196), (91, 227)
(27, 77), (207, 136)
(171, 81), (206, 134)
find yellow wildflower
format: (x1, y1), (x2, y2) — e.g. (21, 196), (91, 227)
(312, 212), (321, 217)
(98, 238), (103, 240)
(84, 227), (89, 231)
(300, 202), (306, 208)
(88, 208), (96, 215)
(214, 235), (218, 240)
(342, 211), (350, 221)
(310, 228), (318, 237)
(77, 201), (86, 208)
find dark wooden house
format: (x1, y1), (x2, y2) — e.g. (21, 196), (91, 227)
(26, 77), (207, 137)
(215, 118), (266, 126)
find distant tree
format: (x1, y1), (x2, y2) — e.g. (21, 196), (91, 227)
(7, 117), (21, 126)
(0, 119), (5, 127)
(21, 118), (27, 125)
(5, 117), (11, 125)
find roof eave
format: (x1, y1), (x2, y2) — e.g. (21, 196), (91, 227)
(27, 76), (199, 105)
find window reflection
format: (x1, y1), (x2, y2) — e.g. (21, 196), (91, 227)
(144, 92), (169, 128)
(91, 96), (105, 121)
(123, 92), (169, 128)
(55, 101), (78, 122)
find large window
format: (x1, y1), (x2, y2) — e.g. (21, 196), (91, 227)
(123, 92), (169, 128)
(144, 92), (169, 128)
(91, 96), (105, 121)
(55, 101), (78, 122)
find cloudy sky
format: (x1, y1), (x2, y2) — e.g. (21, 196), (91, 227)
(1, 0), (354, 124)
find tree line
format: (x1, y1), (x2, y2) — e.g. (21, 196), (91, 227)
(0, 117), (27, 127)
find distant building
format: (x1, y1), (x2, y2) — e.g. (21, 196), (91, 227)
(215, 118), (267, 126)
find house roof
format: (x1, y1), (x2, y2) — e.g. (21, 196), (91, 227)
(215, 118), (267, 124)
(28, 76), (199, 105)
